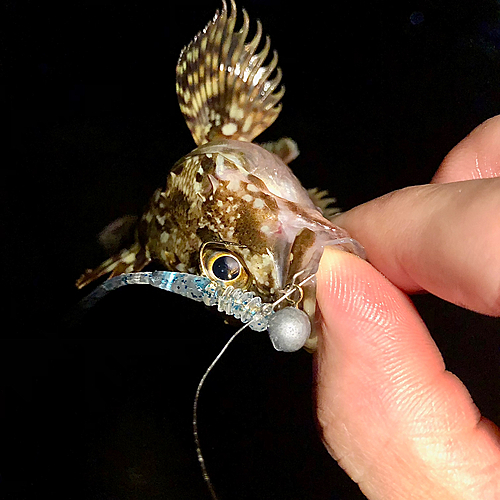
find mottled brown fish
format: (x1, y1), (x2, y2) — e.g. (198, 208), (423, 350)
(76, 0), (364, 350)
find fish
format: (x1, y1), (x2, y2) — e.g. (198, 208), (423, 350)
(76, 0), (364, 351)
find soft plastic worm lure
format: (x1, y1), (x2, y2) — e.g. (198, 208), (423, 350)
(80, 270), (313, 352)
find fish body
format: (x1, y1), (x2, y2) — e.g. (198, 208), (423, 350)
(76, 1), (363, 350)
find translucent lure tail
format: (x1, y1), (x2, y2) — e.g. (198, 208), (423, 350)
(176, 0), (284, 145)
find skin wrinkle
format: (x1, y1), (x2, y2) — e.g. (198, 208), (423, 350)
(357, 430), (451, 500)
(362, 433), (431, 493)
(315, 355), (360, 468)
(316, 315), (372, 470)
(358, 314), (474, 437)
(327, 259), (419, 344)
(412, 426), (498, 496)
(475, 425), (500, 484)
(406, 372), (478, 438)
(380, 362), (430, 411)
(319, 380), (443, 499)
(362, 355), (452, 442)
(333, 426), (368, 481)
(320, 364), (484, 498)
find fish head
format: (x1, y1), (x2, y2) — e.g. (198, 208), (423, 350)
(167, 139), (363, 348)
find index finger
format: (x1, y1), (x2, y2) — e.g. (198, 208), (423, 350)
(332, 115), (500, 316)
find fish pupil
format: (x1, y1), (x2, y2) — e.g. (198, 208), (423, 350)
(212, 255), (241, 281)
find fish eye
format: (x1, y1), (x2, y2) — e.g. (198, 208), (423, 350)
(212, 254), (240, 281)
(202, 248), (249, 287)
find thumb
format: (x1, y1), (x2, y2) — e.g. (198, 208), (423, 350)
(315, 247), (500, 500)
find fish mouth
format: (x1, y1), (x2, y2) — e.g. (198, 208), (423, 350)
(277, 227), (365, 352)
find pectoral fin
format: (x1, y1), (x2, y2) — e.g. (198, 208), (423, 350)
(76, 242), (151, 289)
(308, 188), (341, 219)
(260, 137), (299, 164)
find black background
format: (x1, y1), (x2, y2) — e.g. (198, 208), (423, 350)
(4, 0), (500, 499)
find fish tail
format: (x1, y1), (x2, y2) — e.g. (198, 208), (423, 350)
(75, 242), (150, 289)
(176, 0), (284, 145)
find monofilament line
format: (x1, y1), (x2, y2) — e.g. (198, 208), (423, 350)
(272, 273), (315, 309)
(193, 322), (249, 500)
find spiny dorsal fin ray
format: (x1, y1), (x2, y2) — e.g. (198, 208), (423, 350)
(176, 0), (284, 145)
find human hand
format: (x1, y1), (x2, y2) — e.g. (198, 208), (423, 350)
(316, 116), (500, 499)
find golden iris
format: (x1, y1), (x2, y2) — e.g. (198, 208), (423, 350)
(201, 248), (249, 287)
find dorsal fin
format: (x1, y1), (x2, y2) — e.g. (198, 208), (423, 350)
(176, 0), (284, 145)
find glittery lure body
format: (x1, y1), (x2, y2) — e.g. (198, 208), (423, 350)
(76, 1), (364, 350)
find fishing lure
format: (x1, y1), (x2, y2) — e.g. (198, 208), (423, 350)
(80, 268), (315, 351)
(76, 0), (364, 352)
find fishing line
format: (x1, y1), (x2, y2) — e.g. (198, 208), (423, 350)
(193, 322), (248, 500)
